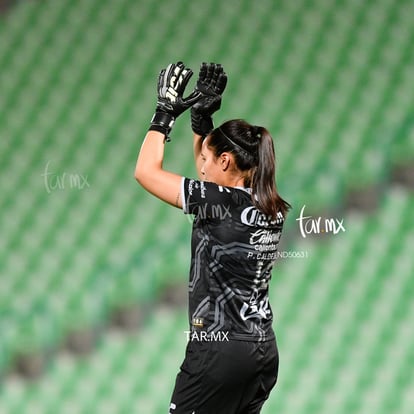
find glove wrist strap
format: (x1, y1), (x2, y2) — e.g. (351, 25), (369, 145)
(149, 111), (175, 141)
(191, 111), (214, 138)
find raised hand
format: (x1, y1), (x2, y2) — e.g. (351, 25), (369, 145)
(191, 62), (228, 138)
(149, 62), (201, 141)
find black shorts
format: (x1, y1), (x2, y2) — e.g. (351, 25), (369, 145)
(169, 338), (279, 414)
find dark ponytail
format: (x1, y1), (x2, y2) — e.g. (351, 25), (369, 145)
(208, 119), (291, 219)
(252, 126), (290, 218)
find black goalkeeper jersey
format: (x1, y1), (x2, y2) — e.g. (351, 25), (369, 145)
(181, 178), (285, 342)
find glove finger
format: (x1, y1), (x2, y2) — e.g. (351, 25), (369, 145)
(198, 62), (208, 82)
(174, 61), (184, 71)
(212, 64), (222, 80)
(165, 63), (176, 81)
(214, 72), (228, 94)
(169, 62), (186, 91)
(205, 63), (215, 84)
(210, 63), (223, 88)
(176, 67), (193, 95)
(164, 63), (178, 94)
(176, 61), (186, 76)
(158, 68), (167, 95)
(166, 64), (175, 83)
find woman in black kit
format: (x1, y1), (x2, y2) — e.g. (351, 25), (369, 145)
(135, 61), (290, 414)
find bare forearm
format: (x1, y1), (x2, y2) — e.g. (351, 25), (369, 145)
(135, 131), (165, 179)
(134, 131), (183, 208)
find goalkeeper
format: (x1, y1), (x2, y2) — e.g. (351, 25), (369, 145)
(135, 61), (290, 414)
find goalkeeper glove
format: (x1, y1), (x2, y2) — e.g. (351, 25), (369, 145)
(149, 62), (201, 141)
(191, 62), (228, 138)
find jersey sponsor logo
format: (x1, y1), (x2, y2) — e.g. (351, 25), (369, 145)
(192, 317), (204, 327)
(249, 229), (281, 245)
(188, 179), (195, 196)
(241, 206), (283, 227)
(246, 228), (281, 260)
(240, 296), (271, 321)
(200, 181), (206, 198)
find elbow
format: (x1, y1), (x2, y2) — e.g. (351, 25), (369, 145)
(134, 164), (153, 190)
(134, 164), (145, 185)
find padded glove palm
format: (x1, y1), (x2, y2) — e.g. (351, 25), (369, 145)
(191, 63), (228, 137)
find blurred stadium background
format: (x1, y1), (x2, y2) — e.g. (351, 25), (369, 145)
(0, 0), (413, 413)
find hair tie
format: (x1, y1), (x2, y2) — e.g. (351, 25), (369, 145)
(253, 126), (262, 140)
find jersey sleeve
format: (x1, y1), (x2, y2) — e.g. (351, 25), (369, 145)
(181, 177), (233, 216)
